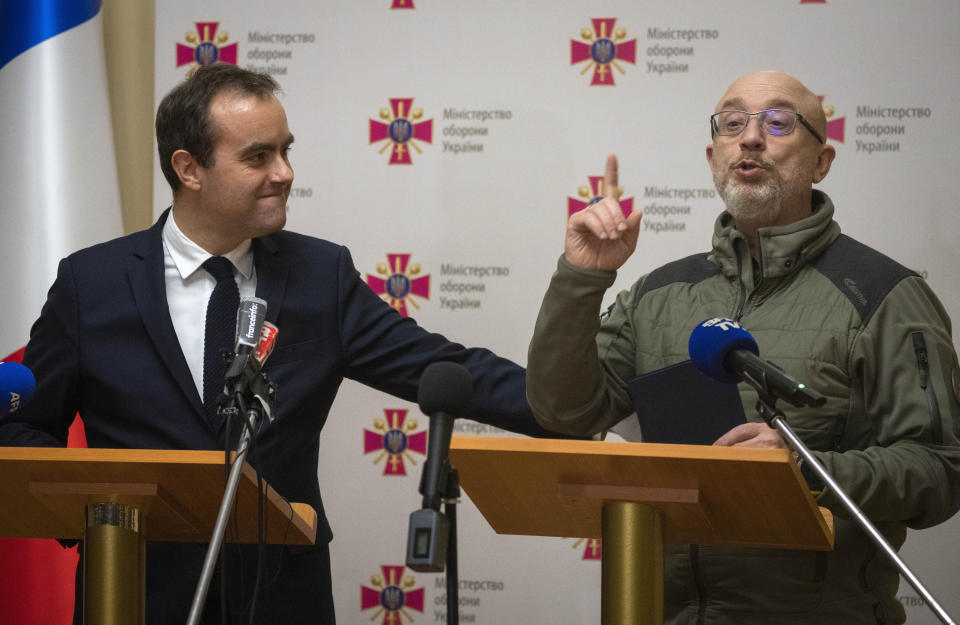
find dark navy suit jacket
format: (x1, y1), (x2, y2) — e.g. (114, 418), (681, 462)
(0, 211), (554, 623)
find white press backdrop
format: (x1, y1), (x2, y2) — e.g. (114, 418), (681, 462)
(154, 2), (960, 623)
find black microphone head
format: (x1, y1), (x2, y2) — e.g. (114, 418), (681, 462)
(417, 362), (473, 416)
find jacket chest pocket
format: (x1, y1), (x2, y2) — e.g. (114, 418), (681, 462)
(265, 337), (326, 366)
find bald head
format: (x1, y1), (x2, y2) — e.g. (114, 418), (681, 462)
(705, 71), (836, 248)
(715, 71), (828, 140)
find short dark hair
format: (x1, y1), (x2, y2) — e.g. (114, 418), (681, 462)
(155, 64), (280, 192)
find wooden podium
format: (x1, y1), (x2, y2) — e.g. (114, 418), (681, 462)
(448, 436), (834, 625)
(0, 446), (317, 624)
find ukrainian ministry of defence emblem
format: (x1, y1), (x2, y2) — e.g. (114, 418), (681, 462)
(176, 22), (238, 70)
(369, 99), (434, 164)
(568, 175), (634, 218)
(570, 18), (637, 86)
(361, 565), (425, 625)
(572, 537), (603, 560)
(818, 95), (846, 143)
(364, 409), (427, 476)
(366, 254), (431, 317)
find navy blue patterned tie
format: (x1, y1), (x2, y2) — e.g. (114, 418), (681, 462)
(202, 256), (239, 422)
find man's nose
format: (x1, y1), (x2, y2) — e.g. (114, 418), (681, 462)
(271, 155), (294, 184)
(739, 116), (766, 150)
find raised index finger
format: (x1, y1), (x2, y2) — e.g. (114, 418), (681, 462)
(602, 154), (619, 199)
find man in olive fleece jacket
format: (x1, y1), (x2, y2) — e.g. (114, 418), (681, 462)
(527, 71), (960, 624)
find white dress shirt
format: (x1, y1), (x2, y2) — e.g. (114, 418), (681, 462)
(161, 210), (257, 398)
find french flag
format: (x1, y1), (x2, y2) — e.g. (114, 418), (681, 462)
(1, 1), (122, 622)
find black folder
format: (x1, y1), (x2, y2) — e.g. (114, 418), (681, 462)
(628, 360), (746, 445)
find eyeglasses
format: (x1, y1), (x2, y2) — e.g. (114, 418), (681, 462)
(710, 109), (825, 144)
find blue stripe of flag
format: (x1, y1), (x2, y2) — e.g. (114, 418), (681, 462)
(1, 0), (101, 70)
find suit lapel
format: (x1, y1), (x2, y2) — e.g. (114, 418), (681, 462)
(128, 210), (207, 422)
(252, 233), (289, 326)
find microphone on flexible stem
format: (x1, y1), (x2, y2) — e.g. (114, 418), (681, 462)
(406, 361), (473, 573)
(688, 317), (825, 408)
(224, 297), (267, 380)
(1, 362), (35, 417)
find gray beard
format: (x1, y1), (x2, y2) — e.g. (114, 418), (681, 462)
(715, 176), (782, 226)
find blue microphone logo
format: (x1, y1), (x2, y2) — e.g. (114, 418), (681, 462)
(700, 317), (742, 332)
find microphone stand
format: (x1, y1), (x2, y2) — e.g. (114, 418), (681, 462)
(750, 381), (956, 625)
(406, 362), (472, 623)
(406, 460), (462, 625)
(185, 364), (277, 625)
(443, 465), (460, 625)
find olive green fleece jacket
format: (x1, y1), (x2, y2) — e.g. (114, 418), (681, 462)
(527, 191), (960, 625)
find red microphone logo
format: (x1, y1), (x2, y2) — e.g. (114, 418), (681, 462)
(254, 321), (279, 366)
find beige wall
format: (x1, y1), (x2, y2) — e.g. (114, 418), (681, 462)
(102, 0), (155, 234)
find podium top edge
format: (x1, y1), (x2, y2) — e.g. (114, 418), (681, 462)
(0, 446), (226, 465)
(449, 435), (791, 463)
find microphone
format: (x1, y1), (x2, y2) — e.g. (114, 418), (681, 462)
(688, 317), (825, 408)
(225, 297), (267, 380)
(417, 361), (473, 509)
(1, 362), (36, 417)
(406, 361), (473, 573)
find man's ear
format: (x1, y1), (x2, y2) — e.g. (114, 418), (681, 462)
(706, 143), (714, 166)
(171, 150), (202, 191)
(812, 144), (836, 184)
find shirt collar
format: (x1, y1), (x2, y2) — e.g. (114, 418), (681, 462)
(162, 209), (254, 280)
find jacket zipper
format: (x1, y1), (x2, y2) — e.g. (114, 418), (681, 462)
(912, 331), (943, 444)
(710, 259), (754, 623)
(690, 544), (708, 624)
(733, 285), (747, 320)
(733, 258), (764, 320)
(703, 252), (761, 624)
(731, 245), (748, 320)
(734, 279), (765, 321)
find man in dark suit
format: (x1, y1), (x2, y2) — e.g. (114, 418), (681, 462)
(0, 65), (552, 624)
